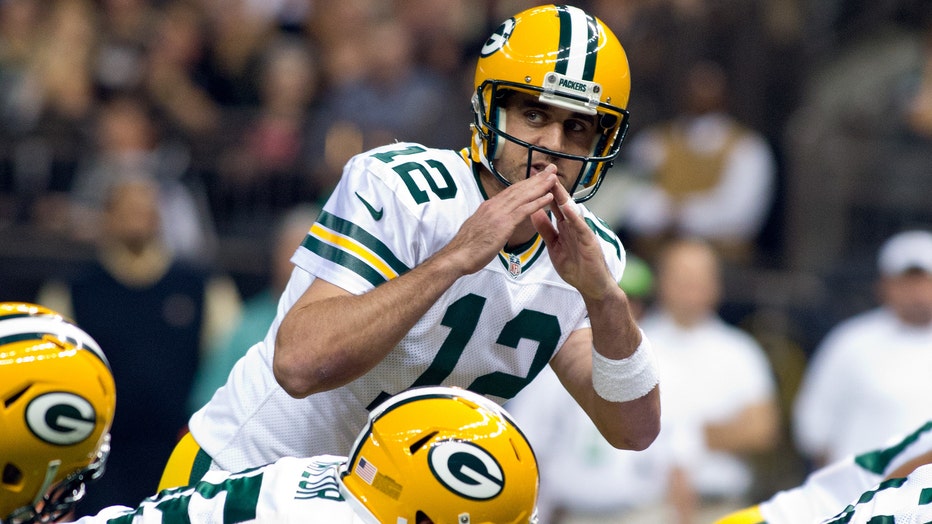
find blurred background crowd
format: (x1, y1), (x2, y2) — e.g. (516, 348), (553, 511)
(1, 0), (931, 522)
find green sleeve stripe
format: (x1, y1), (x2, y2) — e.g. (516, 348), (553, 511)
(920, 487), (932, 505)
(317, 211), (410, 276)
(302, 235), (390, 288)
(855, 421), (932, 474)
(584, 216), (622, 260)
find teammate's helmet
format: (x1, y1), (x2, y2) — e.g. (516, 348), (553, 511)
(470, 4), (631, 202)
(0, 302), (116, 524)
(340, 386), (539, 524)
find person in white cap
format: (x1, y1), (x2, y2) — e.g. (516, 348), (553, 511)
(792, 229), (932, 469)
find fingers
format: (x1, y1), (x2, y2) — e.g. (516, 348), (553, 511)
(547, 172), (581, 223)
(531, 208), (557, 243)
(506, 168), (557, 217)
(557, 199), (581, 220)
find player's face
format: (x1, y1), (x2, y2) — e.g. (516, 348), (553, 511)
(881, 270), (932, 326)
(495, 91), (598, 190)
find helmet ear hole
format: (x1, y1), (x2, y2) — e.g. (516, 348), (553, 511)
(3, 463), (24, 487)
(4, 385), (30, 408)
(408, 431), (438, 455)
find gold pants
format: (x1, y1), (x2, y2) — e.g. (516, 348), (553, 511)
(157, 432), (214, 491)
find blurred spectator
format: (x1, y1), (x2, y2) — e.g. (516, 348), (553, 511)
(782, 2), (932, 276)
(69, 93), (217, 262)
(506, 251), (665, 524)
(309, 14), (462, 196)
(36, 175), (241, 515)
(188, 203), (320, 414)
(304, 0), (378, 89)
(0, 0), (98, 229)
(20, 0), (97, 130)
(197, 0), (277, 108)
(637, 237), (781, 523)
(94, 0), (154, 95)
(142, 0), (222, 140)
(793, 229), (932, 468)
(618, 59), (777, 266)
(211, 35), (321, 233)
(393, 0), (485, 77)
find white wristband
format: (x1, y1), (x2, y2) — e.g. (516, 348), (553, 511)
(591, 330), (659, 402)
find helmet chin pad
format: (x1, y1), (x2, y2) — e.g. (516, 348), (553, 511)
(493, 105), (506, 160)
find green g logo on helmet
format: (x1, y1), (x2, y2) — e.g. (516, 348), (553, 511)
(428, 440), (505, 500)
(25, 392), (97, 446)
(479, 17), (515, 58)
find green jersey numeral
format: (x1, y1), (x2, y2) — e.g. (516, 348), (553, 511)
(367, 293), (561, 410)
(372, 145), (457, 203)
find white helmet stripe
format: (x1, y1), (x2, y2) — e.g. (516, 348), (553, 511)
(0, 317), (109, 366)
(556, 5), (597, 80)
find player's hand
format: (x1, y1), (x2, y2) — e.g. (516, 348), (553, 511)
(441, 169), (556, 275)
(531, 167), (617, 299)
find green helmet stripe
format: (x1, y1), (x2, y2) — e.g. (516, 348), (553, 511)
(555, 5), (599, 81)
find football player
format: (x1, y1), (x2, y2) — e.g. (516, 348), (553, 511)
(161, 4), (660, 488)
(0, 302), (538, 523)
(715, 421), (932, 524)
(0, 302), (116, 524)
(82, 387), (538, 523)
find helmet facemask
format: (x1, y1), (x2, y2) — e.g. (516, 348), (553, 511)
(471, 79), (629, 203)
(469, 4), (632, 203)
(7, 437), (110, 524)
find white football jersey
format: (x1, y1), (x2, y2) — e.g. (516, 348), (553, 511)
(189, 143), (626, 472)
(819, 464), (932, 523)
(760, 421), (932, 524)
(71, 456), (367, 523)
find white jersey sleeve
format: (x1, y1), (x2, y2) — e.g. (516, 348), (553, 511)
(819, 464), (932, 523)
(68, 456), (366, 524)
(760, 421), (932, 524)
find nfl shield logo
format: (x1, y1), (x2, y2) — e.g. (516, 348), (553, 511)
(508, 254), (522, 277)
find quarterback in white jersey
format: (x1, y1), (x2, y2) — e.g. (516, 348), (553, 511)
(715, 421), (932, 524)
(167, 4), (660, 485)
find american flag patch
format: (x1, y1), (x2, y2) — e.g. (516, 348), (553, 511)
(355, 457), (377, 484)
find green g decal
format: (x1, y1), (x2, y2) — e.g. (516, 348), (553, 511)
(428, 440), (504, 500)
(480, 17), (515, 57)
(25, 392), (96, 446)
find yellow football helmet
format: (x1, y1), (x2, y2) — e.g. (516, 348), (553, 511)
(470, 4), (631, 202)
(340, 386), (539, 524)
(0, 302), (116, 524)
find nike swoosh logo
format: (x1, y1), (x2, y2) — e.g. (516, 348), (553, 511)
(355, 191), (383, 221)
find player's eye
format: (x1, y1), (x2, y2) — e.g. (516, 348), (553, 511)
(524, 109), (545, 125)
